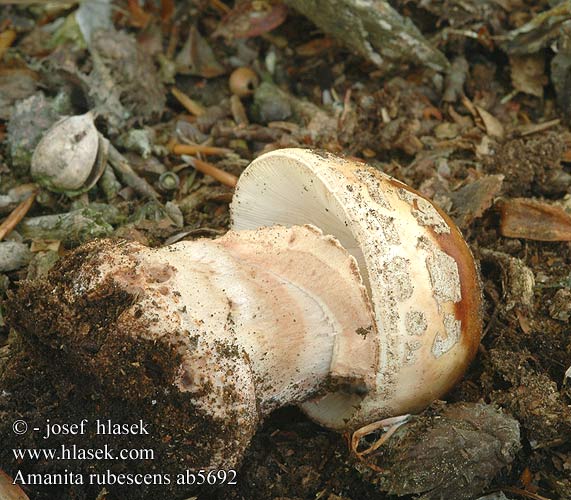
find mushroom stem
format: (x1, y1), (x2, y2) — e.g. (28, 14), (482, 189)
(105, 224), (375, 416)
(210, 224), (377, 410)
(12, 224), (376, 467)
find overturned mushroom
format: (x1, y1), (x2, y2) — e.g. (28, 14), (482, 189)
(8, 148), (482, 469)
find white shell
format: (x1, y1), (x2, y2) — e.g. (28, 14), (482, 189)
(31, 113), (104, 195)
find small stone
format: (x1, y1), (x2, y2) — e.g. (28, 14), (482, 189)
(7, 93), (60, 175)
(252, 82), (292, 123)
(0, 242), (32, 272)
(434, 122), (459, 139)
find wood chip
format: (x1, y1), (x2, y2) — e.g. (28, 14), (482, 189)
(498, 198), (571, 241)
(450, 175), (504, 228)
(30, 239), (62, 253)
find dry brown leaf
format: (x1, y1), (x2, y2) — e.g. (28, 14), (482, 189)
(475, 105), (504, 138)
(213, 1), (288, 40)
(515, 309), (532, 334)
(175, 26), (225, 78)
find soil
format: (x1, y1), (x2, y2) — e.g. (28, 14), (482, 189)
(1, 1), (571, 500)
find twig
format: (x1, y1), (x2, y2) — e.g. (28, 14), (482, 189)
(172, 144), (232, 156)
(166, 20), (179, 59)
(499, 1), (571, 55)
(209, 0), (231, 14)
(515, 119), (561, 137)
(0, 190), (37, 242)
(493, 486), (552, 500)
(171, 87), (206, 116)
(107, 143), (160, 199)
(187, 157), (238, 188)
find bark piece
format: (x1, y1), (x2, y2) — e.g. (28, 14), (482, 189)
(356, 402), (521, 500)
(498, 198), (571, 241)
(285, 0), (448, 71)
(501, 2), (571, 55)
(17, 206), (119, 246)
(443, 56), (469, 103)
(480, 249), (535, 311)
(450, 174), (504, 228)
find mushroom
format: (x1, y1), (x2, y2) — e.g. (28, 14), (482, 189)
(231, 149), (482, 429)
(9, 148), (481, 470)
(31, 113), (108, 196)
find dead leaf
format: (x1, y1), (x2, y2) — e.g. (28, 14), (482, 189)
(213, 1), (288, 40)
(295, 37), (334, 56)
(87, 29), (166, 130)
(515, 309), (532, 334)
(475, 105), (504, 138)
(0, 68), (39, 120)
(175, 25), (225, 78)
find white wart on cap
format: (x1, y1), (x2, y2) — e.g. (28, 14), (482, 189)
(231, 148), (482, 429)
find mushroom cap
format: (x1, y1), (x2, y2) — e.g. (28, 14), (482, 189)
(230, 148), (482, 429)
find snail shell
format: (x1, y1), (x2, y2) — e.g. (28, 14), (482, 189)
(31, 113), (108, 196)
